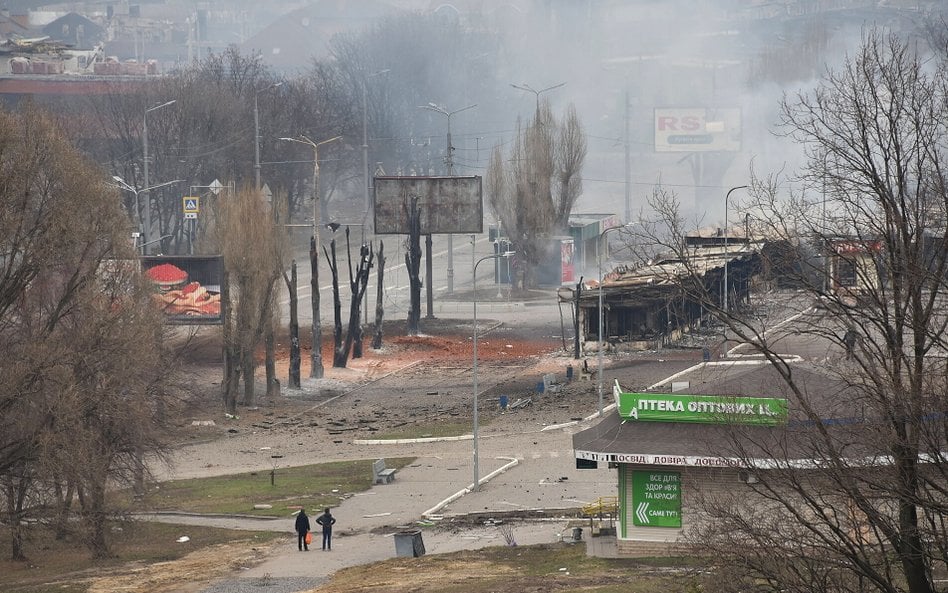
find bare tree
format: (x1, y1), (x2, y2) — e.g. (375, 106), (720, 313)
(339, 229), (373, 365)
(487, 101), (586, 288)
(283, 259), (301, 389)
(372, 240), (386, 349)
(0, 105), (174, 560)
(216, 186), (282, 413)
(636, 29), (948, 593)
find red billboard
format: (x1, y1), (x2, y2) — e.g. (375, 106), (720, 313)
(141, 256), (223, 325)
(561, 239), (575, 284)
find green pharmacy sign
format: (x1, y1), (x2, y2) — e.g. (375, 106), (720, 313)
(616, 389), (787, 425)
(631, 471), (681, 528)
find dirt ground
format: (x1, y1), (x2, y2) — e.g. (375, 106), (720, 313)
(171, 312), (595, 447)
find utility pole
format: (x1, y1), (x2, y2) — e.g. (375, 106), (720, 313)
(419, 102), (476, 294)
(624, 90), (632, 224)
(142, 99), (176, 254)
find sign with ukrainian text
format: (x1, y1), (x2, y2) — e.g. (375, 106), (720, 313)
(632, 471), (681, 528)
(617, 391), (787, 425)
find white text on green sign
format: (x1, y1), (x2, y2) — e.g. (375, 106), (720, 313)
(618, 392), (787, 425)
(631, 471), (681, 528)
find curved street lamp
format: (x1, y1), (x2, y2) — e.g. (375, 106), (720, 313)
(254, 81), (284, 191)
(723, 185), (749, 313)
(142, 99), (176, 254)
(510, 81), (566, 115)
(279, 134), (342, 379)
(472, 251), (514, 491)
(596, 223), (633, 417)
(112, 176), (184, 253)
(362, 69), (390, 232)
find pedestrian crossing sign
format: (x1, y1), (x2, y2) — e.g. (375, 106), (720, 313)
(183, 196), (200, 215)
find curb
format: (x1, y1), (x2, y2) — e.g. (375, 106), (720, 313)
(422, 456), (519, 518)
(353, 434), (474, 445)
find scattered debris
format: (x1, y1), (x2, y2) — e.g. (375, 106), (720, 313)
(176, 536), (190, 543)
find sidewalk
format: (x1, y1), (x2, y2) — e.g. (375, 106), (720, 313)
(178, 425), (608, 592)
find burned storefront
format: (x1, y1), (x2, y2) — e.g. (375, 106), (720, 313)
(562, 244), (761, 351)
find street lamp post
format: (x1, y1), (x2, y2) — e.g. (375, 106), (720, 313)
(363, 70), (389, 233)
(723, 185), (749, 313)
(596, 223), (633, 417)
(472, 251), (514, 492)
(510, 81), (566, 116)
(419, 102), (477, 294)
(142, 99), (176, 254)
(254, 82), (284, 191)
(113, 176), (183, 253)
(279, 135), (342, 379)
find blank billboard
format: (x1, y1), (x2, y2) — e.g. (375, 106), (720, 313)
(374, 176), (483, 235)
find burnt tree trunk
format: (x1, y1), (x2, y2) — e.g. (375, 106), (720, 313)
(323, 239), (344, 366)
(350, 233), (372, 359)
(372, 240), (386, 349)
(283, 260), (300, 389)
(405, 197), (422, 336)
(335, 231), (374, 366)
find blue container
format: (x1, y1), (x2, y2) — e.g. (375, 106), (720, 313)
(499, 395), (509, 410)
(536, 381), (545, 393)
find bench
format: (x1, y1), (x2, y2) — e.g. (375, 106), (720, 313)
(373, 458), (397, 484)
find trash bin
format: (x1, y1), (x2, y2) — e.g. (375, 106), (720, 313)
(566, 365), (574, 381)
(499, 395), (509, 410)
(394, 529), (425, 557)
(571, 527), (583, 542)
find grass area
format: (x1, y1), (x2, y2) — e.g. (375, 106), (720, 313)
(318, 542), (705, 593)
(140, 457), (416, 517)
(0, 521), (281, 593)
(374, 422), (473, 440)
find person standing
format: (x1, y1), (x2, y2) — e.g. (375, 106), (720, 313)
(315, 507), (336, 551)
(295, 509), (311, 551)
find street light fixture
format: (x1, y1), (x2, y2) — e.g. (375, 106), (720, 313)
(472, 250), (515, 492)
(723, 185), (749, 313)
(142, 99), (177, 254)
(363, 69), (390, 233)
(596, 222), (634, 417)
(418, 102), (477, 294)
(510, 81), (566, 115)
(279, 134), (342, 379)
(112, 176), (184, 253)
(254, 81), (284, 191)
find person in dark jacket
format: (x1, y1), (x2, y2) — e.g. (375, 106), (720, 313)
(315, 508), (337, 550)
(295, 509), (311, 551)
